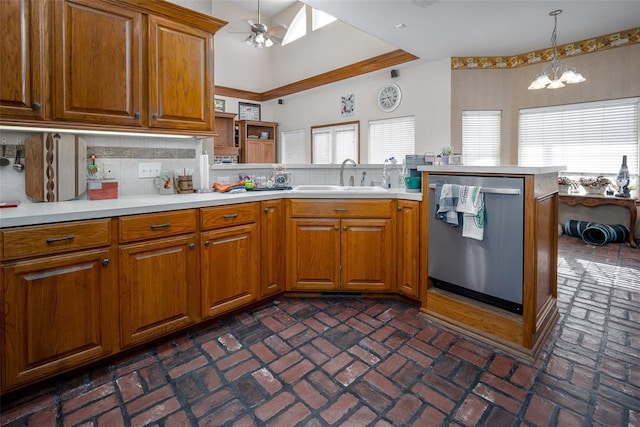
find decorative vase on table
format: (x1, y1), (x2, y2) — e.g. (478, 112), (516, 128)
(615, 155), (631, 198)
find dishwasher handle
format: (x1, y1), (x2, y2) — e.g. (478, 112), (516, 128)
(428, 183), (520, 195)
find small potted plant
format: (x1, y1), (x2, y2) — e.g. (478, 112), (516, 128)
(557, 176), (577, 193)
(440, 146), (454, 164)
(578, 175), (613, 195)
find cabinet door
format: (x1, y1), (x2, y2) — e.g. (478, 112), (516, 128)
(119, 235), (199, 348)
(287, 218), (340, 291)
(201, 224), (259, 318)
(148, 15), (213, 131)
(53, 0), (143, 126)
(341, 218), (394, 291)
(396, 200), (420, 298)
(0, 0), (47, 120)
(261, 200), (285, 297)
(1, 248), (117, 391)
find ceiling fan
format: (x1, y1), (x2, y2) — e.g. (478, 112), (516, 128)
(243, 0), (285, 49)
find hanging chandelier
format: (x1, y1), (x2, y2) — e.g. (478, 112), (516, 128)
(528, 10), (586, 90)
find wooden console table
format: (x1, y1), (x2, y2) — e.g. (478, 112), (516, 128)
(559, 192), (638, 248)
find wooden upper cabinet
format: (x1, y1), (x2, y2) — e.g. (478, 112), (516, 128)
(53, 0), (143, 126)
(0, 0), (48, 120)
(148, 15), (214, 132)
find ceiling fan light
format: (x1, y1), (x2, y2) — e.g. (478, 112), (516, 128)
(245, 34), (255, 45)
(264, 36), (274, 47)
(546, 79), (565, 89)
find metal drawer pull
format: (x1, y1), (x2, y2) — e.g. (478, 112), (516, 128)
(334, 208), (348, 212)
(223, 214), (239, 219)
(46, 235), (75, 243)
(428, 183), (520, 195)
(150, 223), (171, 229)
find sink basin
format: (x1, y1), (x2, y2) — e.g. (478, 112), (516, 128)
(340, 186), (388, 192)
(292, 185), (343, 191)
(291, 185), (388, 192)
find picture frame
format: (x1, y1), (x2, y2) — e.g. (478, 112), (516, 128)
(238, 102), (261, 121)
(341, 94), (355, 117)
(214, 98), (225, 112)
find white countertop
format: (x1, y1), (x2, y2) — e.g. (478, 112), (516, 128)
(0, 188), (422, 228)
(418, 165), (565, 175)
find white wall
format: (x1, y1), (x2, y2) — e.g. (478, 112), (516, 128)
(270, 58), (451, 163)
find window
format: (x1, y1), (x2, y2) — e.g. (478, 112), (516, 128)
(462, 110), (501, 166)
(311, 122), (359, 164)
(368, 116), (415, 164)
(312, 8), (336, 31)
(281, 129), (307, 163)
(518, 98), (639, 175)
(282, 5), (306, 46)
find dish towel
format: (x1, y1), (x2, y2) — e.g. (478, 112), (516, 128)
(457, 185), (485, 240)
(436, 184), (461, 226)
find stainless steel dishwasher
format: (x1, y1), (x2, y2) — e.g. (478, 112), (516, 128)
(427, 174), (525, 314)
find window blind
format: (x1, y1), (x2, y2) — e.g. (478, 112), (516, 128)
(462, 110), (501, 166)
(311, 123), (358, 164)
(368, 116), (415, 164)
(518, 97), (639, 175)
(281, 129), (307, 163)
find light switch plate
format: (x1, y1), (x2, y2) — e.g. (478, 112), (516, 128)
(138, 162), (161, 178)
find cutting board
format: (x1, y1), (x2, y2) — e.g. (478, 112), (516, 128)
(25, 133), (87, 202)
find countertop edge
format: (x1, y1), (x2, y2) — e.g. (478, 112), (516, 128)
(418, 165), (565, 175)
(0, 190), (422, 228)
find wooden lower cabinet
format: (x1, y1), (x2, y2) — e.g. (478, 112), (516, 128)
(201, 223), (260, 318)
(396, 200), (420, 298)
(287, 216), (393, 292)
(1, 248), (117, 391)
(119, 235), (199, 348)
(261, 200), (285, 297)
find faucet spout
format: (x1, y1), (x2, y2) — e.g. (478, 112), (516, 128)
(340, 158), (357, 186)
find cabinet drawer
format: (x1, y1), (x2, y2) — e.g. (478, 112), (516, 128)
(289, 199), (393, 218)
(201, 203), (258, 230)
(1, 219), (111, 260)
(119, 209), (196, 243)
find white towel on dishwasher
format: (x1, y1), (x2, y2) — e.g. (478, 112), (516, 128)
(457, 185), (485, 240)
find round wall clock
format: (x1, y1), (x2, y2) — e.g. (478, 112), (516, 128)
(377, 83), (402, 112)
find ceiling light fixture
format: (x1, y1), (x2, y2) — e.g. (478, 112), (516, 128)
(528, 10), (586, 90)
(245, 0), (273, 49)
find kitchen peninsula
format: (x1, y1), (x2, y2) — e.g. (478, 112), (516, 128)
(419, 165), (563, 360)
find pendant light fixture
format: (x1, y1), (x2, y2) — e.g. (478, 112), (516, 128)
(528, 10), (586, 90)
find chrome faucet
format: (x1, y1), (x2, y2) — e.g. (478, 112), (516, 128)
(340, 158), (356, 186)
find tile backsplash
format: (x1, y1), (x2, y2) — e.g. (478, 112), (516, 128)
(0, 129), (406, 204)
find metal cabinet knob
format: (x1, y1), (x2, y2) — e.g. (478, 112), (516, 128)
(152, 113), (158, 119)
(32, 103), (41, 111)
(189, 243), (196, 249)
(343, 226), (347, 231)
(397, 207), (403, 212)
(334, 226), (339, 231)
(101, 258), (110, 266)
(204, 240), (210, 247)
(264, 208), (270, 213)
(133, 112), (140, 119)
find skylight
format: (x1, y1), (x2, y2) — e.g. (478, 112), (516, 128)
(312, 8), (336, 31)
(282, 5), (306, 46)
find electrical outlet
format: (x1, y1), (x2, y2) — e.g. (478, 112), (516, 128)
(138, 162), (162, 178)
(102, 161), (119, 180)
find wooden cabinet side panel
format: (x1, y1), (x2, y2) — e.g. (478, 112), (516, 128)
(397, 201), (420, 298)
(148, 15), (213, 131)
(287, 218), (340, 290)
(535, 194), (558, 315)
(53, 0), (143, 125)
(119, 235), (199, 347)
(261, 200), (285, 298)
(1, 249), (117, 391)
(201, 224), (259, 318)
(342, 219), (394, 291)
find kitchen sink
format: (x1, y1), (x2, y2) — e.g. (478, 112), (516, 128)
(340, 186), (388, 192)
(291, 185), (388, 192)
(292, 185), (343, 191)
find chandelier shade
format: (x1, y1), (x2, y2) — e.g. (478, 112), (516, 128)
(528, 10), (586, 90)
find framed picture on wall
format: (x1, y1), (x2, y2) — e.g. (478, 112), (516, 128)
(239, 102), (261, 121)
(214, 98), (225, 112)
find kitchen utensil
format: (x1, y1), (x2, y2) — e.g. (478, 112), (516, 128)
(13, 147), (25, 171)
(0, 141), (9, 166)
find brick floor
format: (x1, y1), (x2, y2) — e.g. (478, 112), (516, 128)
(1, 236), (639, 426)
